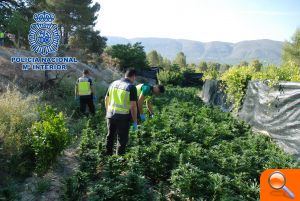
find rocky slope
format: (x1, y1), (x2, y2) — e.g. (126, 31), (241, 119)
(0, 47), (122, 92)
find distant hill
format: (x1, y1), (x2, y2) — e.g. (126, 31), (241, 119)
(106, 36), (283, 65)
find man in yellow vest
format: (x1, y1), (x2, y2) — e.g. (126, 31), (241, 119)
(0, 31), (4, 46)
(137, 83), (165, 121)
(105, 68), (138, 155)
(75, 69), (95, 115)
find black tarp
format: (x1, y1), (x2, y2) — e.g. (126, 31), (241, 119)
(137, 67), (159, 80)
(183, 73), (204, 86)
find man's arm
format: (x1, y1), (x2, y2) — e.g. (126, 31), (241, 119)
(105, 95), (109, 111)
(89, 78), (95, 95)
(130, 101), (138, 123)
(146, 99), (154, 115)
(130, 86), (138, 124)
(104, 88), (110, 110)
(75, 80), (78, 97)
(138, 94), (145, 114)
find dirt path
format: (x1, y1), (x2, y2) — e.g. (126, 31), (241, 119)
(19, 146), (79, 201)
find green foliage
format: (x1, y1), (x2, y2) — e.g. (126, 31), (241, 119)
(78, 121), (100, 176)
(69, 29), (107, 54)
(63, 171), (88, 201)
(105, 43), (148, 71)
(34, 179), (51, 195)
(0, 88), (38, 178)
(202, 62), (222, 80)
(221, 66), (254, 111)
(47, 0), (103, 48)
(173, 52), (187, 68)
(147, 50), (163, 67)
(221, 64), (300, 111)
(2, 0), (106, 52)
(283, 28), (300, 66)
(161, 57), (172, 70)
(88, 170), (152, 201)
(198, 61), (208, 72)
(250, 59), (263, 72)
(31, 105), (70, 175)
(70, 86), (298, 200)
(0, 182), (19, 201)
(6, 10), (31, 48)
(157, 69), (184, 86)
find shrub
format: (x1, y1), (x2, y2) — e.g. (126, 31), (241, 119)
(0, 88), (38, 156)
(221, 63), (300, 111)
(31, 105), (70, 175)
(221, 66), (255, 111)
(0, 88), (38, 177)
(78, 121), (100, 176)
(88, 171), (152, 201)
(41, 77), (78, 116)
(157, 70), (184, 86)
(63, 171), (88, 201)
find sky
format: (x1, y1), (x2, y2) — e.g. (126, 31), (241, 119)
(95, 0), (300, 42)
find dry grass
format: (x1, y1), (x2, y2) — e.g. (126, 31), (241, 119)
(0, 87), (39, 155)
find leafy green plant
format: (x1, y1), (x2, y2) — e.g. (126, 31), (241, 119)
(78, 120), (104, 177)
(88, 171), (152, 201)
(157, 70), (184, 86)
(220, 66), (254, 111)
(68, 86), (298, 200)
(63, 171), (88, 201)
(31, 105), (70, 175)
(34, 179), (51, 195)
(221, 63), (300, 111)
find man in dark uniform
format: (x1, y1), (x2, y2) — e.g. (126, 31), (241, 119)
(105, 68), (138, 155)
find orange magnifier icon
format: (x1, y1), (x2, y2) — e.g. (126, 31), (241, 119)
(268, 171), (295, 199)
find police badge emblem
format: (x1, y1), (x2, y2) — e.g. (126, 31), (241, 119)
(28, 11), (60, 56)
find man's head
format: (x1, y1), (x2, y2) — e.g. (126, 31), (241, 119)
(125, 68), (137, 83)
(83, 69), (90, 76)
(153, 84), (165, 95)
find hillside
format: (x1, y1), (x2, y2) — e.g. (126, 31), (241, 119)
(0, 47), (121, 91)
(107, 36), (283, 65)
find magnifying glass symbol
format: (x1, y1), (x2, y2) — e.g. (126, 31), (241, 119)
(268, 171), (295, 199)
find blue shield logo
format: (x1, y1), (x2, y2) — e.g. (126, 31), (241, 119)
(28, 11), (60, 56)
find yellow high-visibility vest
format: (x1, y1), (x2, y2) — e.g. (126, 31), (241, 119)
(0, 32), (4, 38)
(107, 79), (132, 115)
(77, 77), (92, 96)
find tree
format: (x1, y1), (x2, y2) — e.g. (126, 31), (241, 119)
(106, 42), (148, 71)
(219, 64), (231, 74)
(162, 57), (172, 70)
(0, 1), (20, 29)
(250, 59), (263, 72)
(147, 50), (160, 66)
(238, 61), (249, 67)
(188, 63), (197, 68)
(283, 29), (300, 66)
(69, 28), (106, 54)
(174, 52), (187, 68)
(45, 0), (101, 45)
(207, 62), (221, 71)
(198, 61), (208, 72)
(7, 11), (31, 48)
(2, 0), (106, 53)
(1, 1), (32, 48)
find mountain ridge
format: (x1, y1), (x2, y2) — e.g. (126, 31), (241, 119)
(106, 36), (283, 65)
